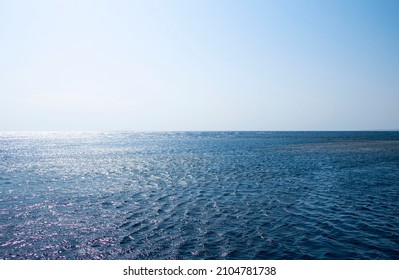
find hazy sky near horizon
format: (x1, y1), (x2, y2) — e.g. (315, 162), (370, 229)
(1, 0), (398, 131)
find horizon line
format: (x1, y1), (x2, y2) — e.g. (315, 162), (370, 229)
(1, 129), (399, 133)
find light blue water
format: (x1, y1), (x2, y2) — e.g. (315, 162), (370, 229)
(1, 131), (398, 259)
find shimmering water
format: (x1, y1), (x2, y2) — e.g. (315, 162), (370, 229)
(1, 131), (398, 259)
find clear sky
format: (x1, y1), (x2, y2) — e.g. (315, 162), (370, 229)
(1, 0), (398, 131)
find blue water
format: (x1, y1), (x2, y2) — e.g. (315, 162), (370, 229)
(1, 131), (398, 259)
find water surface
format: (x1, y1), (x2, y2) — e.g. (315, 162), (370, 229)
(1, 131), (398, 259)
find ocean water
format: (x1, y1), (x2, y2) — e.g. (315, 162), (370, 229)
(0, 131), (398, 260)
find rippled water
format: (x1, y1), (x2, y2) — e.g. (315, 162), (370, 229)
(1, 131), (398, 259)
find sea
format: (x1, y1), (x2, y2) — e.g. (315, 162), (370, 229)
(0, 131), (398, 260)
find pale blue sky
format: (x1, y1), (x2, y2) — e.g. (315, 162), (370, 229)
(1, 0), (398, 131)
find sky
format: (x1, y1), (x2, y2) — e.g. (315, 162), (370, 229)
(0, 0), (398, 131)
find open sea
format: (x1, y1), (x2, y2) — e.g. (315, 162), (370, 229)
(0, 131), (398, 260)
